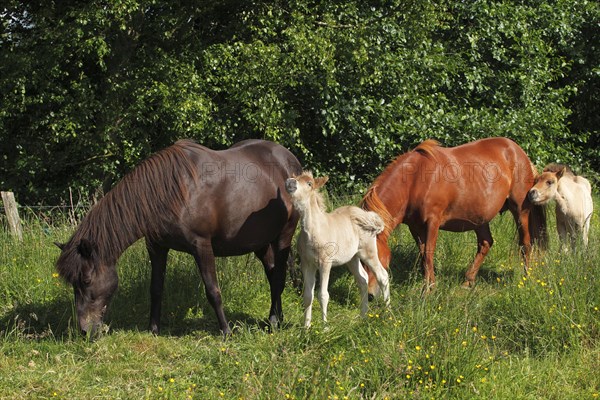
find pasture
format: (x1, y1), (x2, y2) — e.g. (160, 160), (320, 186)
(1, 194), (599, 399)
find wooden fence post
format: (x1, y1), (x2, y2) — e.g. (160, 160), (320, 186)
(1, 191), (23, 241)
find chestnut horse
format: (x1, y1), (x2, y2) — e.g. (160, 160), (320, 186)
(56, 139), (301, 336)
(361, 137), (547, 291)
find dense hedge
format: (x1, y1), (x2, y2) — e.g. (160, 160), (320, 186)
(1, 0), (598, 204)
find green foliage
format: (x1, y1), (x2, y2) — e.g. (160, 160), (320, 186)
(1, 0), (598, 203)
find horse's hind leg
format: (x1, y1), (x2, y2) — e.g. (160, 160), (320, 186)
(347, 256), (369, 316)
(583, 214), (591, 247)
(359, 240), (390, 305)
(462, 224), (493, 288)
(193, 238), (231, 336)
(146, 240), (169, 335)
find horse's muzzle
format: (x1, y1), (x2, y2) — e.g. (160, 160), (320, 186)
(285, 178), (297, 194)
(528, 189), (539, 203)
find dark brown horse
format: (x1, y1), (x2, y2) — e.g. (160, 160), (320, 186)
(56, 139), (301, 336)
(361, 137), (547, 291)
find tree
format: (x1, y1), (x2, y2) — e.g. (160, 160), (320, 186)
(1, 0), (597, 205)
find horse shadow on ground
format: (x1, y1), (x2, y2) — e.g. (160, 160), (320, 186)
(0, 261), (271, 340)
(385, 241), (516, 290)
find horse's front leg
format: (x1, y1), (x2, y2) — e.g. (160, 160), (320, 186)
(255, 243), (289, 328)
(193, 238), (231, 336)
(301, 261), (317, 328)
(318, 261), (333, 324)
(146, 240), (169, 335)
(347, 256), (369, 317)
(462, 224), (493, 288)
(513, 208), (532, 273)
(422, 221), (440, 293)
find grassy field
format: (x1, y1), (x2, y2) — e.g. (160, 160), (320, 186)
(1, 196), (599, 399)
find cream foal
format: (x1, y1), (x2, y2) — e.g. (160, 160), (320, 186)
(528, 164), (593, 250)
(285, 172), (390, 328)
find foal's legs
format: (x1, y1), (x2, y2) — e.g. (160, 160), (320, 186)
(583, 214), (591, 247)
(318, 261), (333, 324)
(146, 240), (169, 335)
(347, 256), (369, 316)
(359, 240), (390, 305)
(193, 238), (231, 336)
(556, 211), (569, 251)
(301, 261), (318, 328)
(462, 224), (493, 288)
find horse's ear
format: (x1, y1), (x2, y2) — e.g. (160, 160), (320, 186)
(77, 238), (96, 259)
(54, 242), (65, 250)
(314, 176), (329, 189)
(556, 167), (566, 180)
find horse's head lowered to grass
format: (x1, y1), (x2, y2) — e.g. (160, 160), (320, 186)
(55, 239), (117, 336)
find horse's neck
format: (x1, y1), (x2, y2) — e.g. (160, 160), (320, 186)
(78, 199), (145, 263)
(297, 195), (328, 233)
(378, 181), (409, 229)
(555, 179), (577, 211)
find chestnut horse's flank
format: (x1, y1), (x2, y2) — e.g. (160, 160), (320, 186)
(56, 139), (301, 336)
(361, 137), (547, 292)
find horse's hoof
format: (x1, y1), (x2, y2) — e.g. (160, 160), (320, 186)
(421, 283), (435, 297)
(461, 281), (474, 289)
(221, 329), (233, 339)
(149, 324), (160, 336)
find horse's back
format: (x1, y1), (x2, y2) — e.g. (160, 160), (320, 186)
(561, 175), (594, 221)
(574, 175), (592, 194)
(169, 139), (301, 255)
(404, 137), (534, 230)
(448, 137), (527, 164)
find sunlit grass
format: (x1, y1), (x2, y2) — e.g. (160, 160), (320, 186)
(0, 197), (598, 398)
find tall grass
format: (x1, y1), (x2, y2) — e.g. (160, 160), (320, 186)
(0, 198), (598, 399)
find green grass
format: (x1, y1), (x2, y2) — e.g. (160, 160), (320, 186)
(1, 198), (599, 399)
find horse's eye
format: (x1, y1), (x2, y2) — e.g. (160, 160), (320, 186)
(307, 181), (313, 187)
(546, 180), (553, 186)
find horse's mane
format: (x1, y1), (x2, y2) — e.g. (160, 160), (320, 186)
(57, 140), (200, 283)
(543, 163), (575, 177)
(313, 189), (327, 212)
(414, 139), (441, 158)
(360, 139), (441, 237)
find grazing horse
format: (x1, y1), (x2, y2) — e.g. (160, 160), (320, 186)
(56, 139), (301, 336)
(528, 163), (593, 250)
(361, 137), (547, 291)
(285, 172), (390, 328)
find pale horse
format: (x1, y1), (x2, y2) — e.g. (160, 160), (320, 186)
(285, 171), (390, 328)
(528, 163), (593, 250)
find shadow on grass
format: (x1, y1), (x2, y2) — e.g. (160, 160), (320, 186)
(0, 259), (279, 340)
(0, 296), (74, 340)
